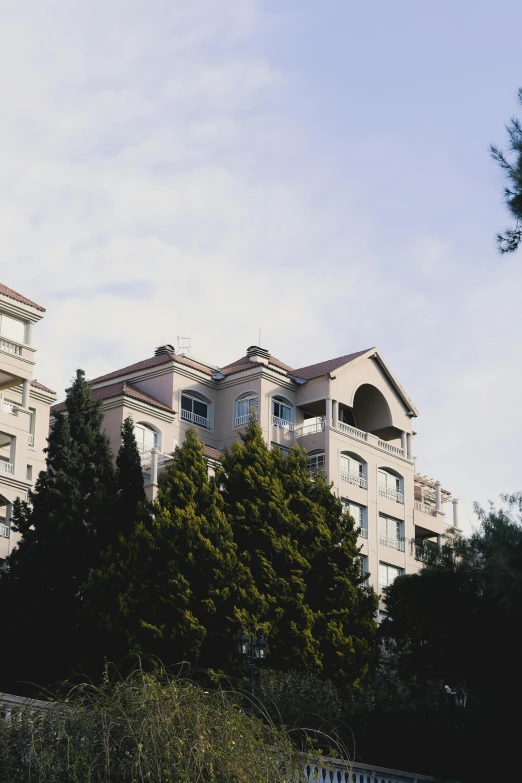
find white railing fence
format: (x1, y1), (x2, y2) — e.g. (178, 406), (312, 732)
(337, 422), (368, 442)
(0, 338), (22, 356)
(295, 421), (326, 438)
(378, 484), (404, 504)
(0, 400), (16, 415)
(303, 756), (445, 783)
(0, 461), (14, 475)
(235, 412), (258, 427)
(271, 414), (294, 431)
(340, 469), (368, 489)
(0, 523), (9, 538)
(180, 409), (211, 429)
(378, 439), (405, 458)
(380, 535), (406, 552)
(414, 500), (437, 517)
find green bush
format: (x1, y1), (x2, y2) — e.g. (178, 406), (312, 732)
(0, 668), (301, 783)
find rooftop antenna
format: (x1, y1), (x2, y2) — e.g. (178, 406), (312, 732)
(177, 335), (191, 357)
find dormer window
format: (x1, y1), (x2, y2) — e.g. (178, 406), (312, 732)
(272, 396), (293, 430)
(134, 423), (158, 453)
(181, 392), (212, 429)
(235, 393), (258, 426)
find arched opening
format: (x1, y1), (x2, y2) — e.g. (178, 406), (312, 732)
(181, 390), (212, 429)
(378, 467), (404, 503)
(352, 384), (393, 435)
(340, 451), (367, 488)
(134, 421), (160, 453)
(307, 449), (325, 479)
(235, 392), (258, 426)
(272, 395), (293, 429)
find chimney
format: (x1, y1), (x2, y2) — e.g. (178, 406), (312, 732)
(246, 345), (270, 365)
(154, 344), (175, 357)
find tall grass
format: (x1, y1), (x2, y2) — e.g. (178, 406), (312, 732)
(0, 666), (302, 783)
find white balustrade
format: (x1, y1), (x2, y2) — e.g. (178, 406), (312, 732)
(0, 338), (22, 356)
(337, 421), (368, 442)
(235, 412), (258, 427)
(303, 757), (439, 783)
(0, 400), (16, 415)
(0, 523), (9, 538)
(180, 409), (211, 429)
(414, 500), (437, 517)
(0, 461), (14, 475)
(295, 421), (325, 438)
(378, 484), (404, 504)
(28, 433), (34, 446)
(378, 439), (405, 457)
(271, 414), (294, 431)
(359, 527), (368, 539)
(340, 469), (368, 489)
(380, 534), (406, 552)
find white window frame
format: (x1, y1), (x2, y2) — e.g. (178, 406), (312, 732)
(378, 469), (404, 503)
(180, 391), (212, 430)
(271, 396), (294, 431)
(340, 452), (367, 489)
(307, 451), (325, 477)
(134, 422), (159, 454)
(235, 392), (258, 427)
(379, 513), (405, 551)
(379, 562), (403, 592)
(342, 499), (367, 537)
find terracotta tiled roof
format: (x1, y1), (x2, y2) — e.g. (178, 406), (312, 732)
(51, 381), (174, 415)
(217, 354), (294, 378)
(0, 282), (46, 312)
(203, 445), (223, 461)
(89, 352), (214, 386)
(31, 380), (56, 395)
(289, 349), (372, 381)
(414, 474), (451, 496)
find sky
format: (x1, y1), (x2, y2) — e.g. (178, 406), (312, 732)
(1, 0), (521, 532)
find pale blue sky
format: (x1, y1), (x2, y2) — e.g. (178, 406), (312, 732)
(1, 0), (521, 529)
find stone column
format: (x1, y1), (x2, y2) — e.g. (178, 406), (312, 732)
(400, 432), (407, 456)
(24, 322), (34, 347)
(22, 379), (30, 409)
(332, 399), (339, 428)
(325, 398), (332, 428)
(406, 432), (412, 460)
(437, 534), (442, 550)
(435, 481), (442, 512)
(452, 498), (459, 528)
(151, 447), (159, 485)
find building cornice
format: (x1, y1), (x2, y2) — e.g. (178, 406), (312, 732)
(101, 395), (176, 424)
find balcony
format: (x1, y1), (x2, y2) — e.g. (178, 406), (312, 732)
(380, 534), (406, 552)
(0, 461), (14, 476)
(0, 338), (22, 357)
(296, 418), (410, 462)
(378, 483), (404, 504)
(180, 409), (211, 429)
(340, 469), (367, 489)
(235, 411), (258, 427)
(271, 414), (294, 431)
(0, 400), (16, 415)
(295, 421), (325, 437)
(414, 500), (437, 517)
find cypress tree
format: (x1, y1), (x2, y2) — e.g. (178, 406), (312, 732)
(0, 370), (115, 690)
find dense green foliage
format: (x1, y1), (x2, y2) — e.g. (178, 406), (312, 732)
(0, 668), (301, 783)
(88, 420), (377, 687)
(491, 87), (522, 253)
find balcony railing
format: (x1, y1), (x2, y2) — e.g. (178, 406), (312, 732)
(0, 400), (16, 415)
(295, 421), (325, 438)
(414, 500), (438, 516)
(378, 439), (405, 457)
(359, 527), (368, 539)
(271, 415), (294, 431)
(337, 421), (368, 442)
(0, 338), (22, 356)
(378, 483), (404, 504)
(180, 409), (211, 429)
(235, 412), (258, 427)
(28, 433), (34, 446)
(340, 469), (367, 489)
(0, 461), (14, 475)
(380, 534), (406, 552)
(0, 523), (9, 538)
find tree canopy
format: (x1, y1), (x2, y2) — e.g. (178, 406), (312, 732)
(491, 87), (522, 253)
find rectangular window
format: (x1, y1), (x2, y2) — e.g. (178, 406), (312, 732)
(358, 554), (368, 579)
(308, 453), (325, 474)
(181, 394), (210, 428)
(0, 314), (25, 344)
(342, 500), (366, 535)
(26, 465), (33, 481)
(379, 562), (403, 591)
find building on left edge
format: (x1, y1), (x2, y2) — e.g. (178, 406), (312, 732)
(0, 282), (56, 566)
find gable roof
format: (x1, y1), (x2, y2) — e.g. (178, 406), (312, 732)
(89, 351), (213, 386)
(31, 380), (56, 395)
(203, 445), (223, 461)
(217, 354), (294, 378)
(289, 349), (373, 381)
(51, 381), (174, 415)
(0, 282), (46, 312)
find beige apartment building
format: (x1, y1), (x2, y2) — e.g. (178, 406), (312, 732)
(51, 343), (458, 604)
(0, 283), (56, 565)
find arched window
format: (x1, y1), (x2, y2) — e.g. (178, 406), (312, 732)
(181, 391), (212, 429)
(378, 468), (404, 503)
(340, 452), (367, 489)
(134, 422), (159, 453)
(272, 395), (293, 430)
(307, 450), (325, 478)
(235, 393), (258, 426)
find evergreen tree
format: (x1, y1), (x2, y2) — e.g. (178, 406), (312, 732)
(0, 370), (115, 690)
(491, 87), (522, 253)
(85, 428), (248, 671)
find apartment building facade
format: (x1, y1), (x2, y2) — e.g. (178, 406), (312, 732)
(0, 283), (56, 565)
(51, 343), (458, 602)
